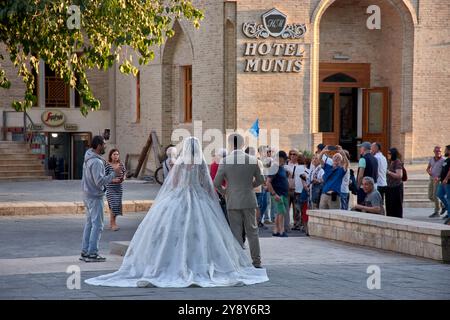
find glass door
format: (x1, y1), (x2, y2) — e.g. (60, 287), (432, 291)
(362, 87), (390, 155)
(319, 87), (340, 147)
(71, 133), (91, 180)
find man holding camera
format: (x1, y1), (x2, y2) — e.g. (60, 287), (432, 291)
(318, 146), (349, 209)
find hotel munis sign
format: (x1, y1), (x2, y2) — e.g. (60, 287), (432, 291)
(242, 8), (307, 73)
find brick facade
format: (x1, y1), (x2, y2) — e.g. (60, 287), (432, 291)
(1, 0), (449, 165)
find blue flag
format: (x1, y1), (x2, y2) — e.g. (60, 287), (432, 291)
(249, 118), (259, 138)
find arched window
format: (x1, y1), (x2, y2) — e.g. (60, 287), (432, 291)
(323, 72), (357, 83)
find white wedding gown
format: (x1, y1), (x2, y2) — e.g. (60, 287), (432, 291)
(85, 137), (269, 288)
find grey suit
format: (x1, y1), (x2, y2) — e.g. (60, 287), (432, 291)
(214, 150), (265, 266)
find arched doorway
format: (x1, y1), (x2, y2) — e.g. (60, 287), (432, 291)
(311, 0), (416, 160)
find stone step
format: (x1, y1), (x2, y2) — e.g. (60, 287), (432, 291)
(0, 176), (52, 181)
(0, 144), (30, 150)
(0, 159), (42, 166)
(0, 148), (33, 154)
(0, 141), (27, 146)
(404, 185), (428, 193)
(1, 170), (48, 177)
(0, 164), (44, 171)
(0, 153), (41, 160)
(404, 179), (429, 185)
(403, 199), (435, 208)
(403, 192), (429, 200)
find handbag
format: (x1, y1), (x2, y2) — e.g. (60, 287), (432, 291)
(402, 164), (408, 182)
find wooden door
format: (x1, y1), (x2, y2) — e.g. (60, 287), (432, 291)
(362, 87), (390, 155)
(319, 87), (340, 147)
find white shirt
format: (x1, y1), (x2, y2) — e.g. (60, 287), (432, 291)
(284, 163), (309, 193)
(310, 165), (324, 182)
(341, 168), (350, 194)
(374, 152), (388, 187)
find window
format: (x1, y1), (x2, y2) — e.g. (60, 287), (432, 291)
(183, 65), (192, 123)
(323, 73), (357, 83)
(45, 64), (70, 108)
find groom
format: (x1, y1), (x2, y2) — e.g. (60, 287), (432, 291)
(214, 133), (265, 268)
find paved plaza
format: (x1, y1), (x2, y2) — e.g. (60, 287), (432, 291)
(1, 179), (449, 299)
(0, 212), (449, 300)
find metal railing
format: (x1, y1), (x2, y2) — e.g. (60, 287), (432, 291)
(2, 110), (36, 146)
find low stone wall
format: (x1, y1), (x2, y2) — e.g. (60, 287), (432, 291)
(308, 210), (450, 263)
(0, 200), (153, 215)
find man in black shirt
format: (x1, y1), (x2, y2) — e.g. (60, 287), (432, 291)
(356, 142), (379, 204)
(437, 145), (450, 224)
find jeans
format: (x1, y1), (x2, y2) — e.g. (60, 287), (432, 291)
(340, 193), (350, 210)
(437, 183), (449, 213)
(81, 198), (105, 255)
(256, 191), (268, 223)
(295, 193), (308, 225)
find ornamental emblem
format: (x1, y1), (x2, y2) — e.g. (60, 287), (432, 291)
(242, 8), (307, 39)
(262, 9), (287, 37)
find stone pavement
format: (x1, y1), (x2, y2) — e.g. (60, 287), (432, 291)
(0, 213), (449, 299)
(0, 180), (159, 215)
(0, 179), (160, 202)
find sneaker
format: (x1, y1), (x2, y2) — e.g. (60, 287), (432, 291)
(442, 214), (449, 220)
(85, 254), (106, 263)
(253, 264), (262, 269)
(440, 208), (447, 215)
(280, 232), (289, 237)
(79, 252), (89, 261)
(429, 212), (440, 218)
(272, 232), (280, 237)
(444, 217), (450, 225)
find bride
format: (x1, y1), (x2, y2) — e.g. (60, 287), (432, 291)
(85, 137), (269, 288)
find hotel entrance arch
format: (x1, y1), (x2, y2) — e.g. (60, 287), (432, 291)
(319, 63), (389, 159)
(311, 0), (416, 160)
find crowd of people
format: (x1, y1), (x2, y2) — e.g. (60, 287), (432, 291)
(226, 142), (450, 238)
(79, 135), (450, 264)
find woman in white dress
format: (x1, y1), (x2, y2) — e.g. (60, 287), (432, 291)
(85, 137), (269, 288)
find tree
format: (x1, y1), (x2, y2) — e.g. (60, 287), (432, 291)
(0, 0), (203, 116)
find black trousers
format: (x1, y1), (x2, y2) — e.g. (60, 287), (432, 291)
(385, 184), (404, 218)
(377, 186), (388, 203)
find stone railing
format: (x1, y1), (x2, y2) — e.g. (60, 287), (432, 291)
(308, 210), (450, 263)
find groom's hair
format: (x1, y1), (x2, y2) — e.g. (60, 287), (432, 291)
(228, 133), (244, 150)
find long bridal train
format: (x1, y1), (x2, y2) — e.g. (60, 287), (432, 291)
(85, 137), (268, 288)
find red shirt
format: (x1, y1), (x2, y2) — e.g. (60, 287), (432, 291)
(210, 161), (226, 188)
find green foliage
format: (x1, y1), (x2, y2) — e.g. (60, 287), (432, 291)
(0, 0), (204, 116)
(300, 149), (314, 160)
